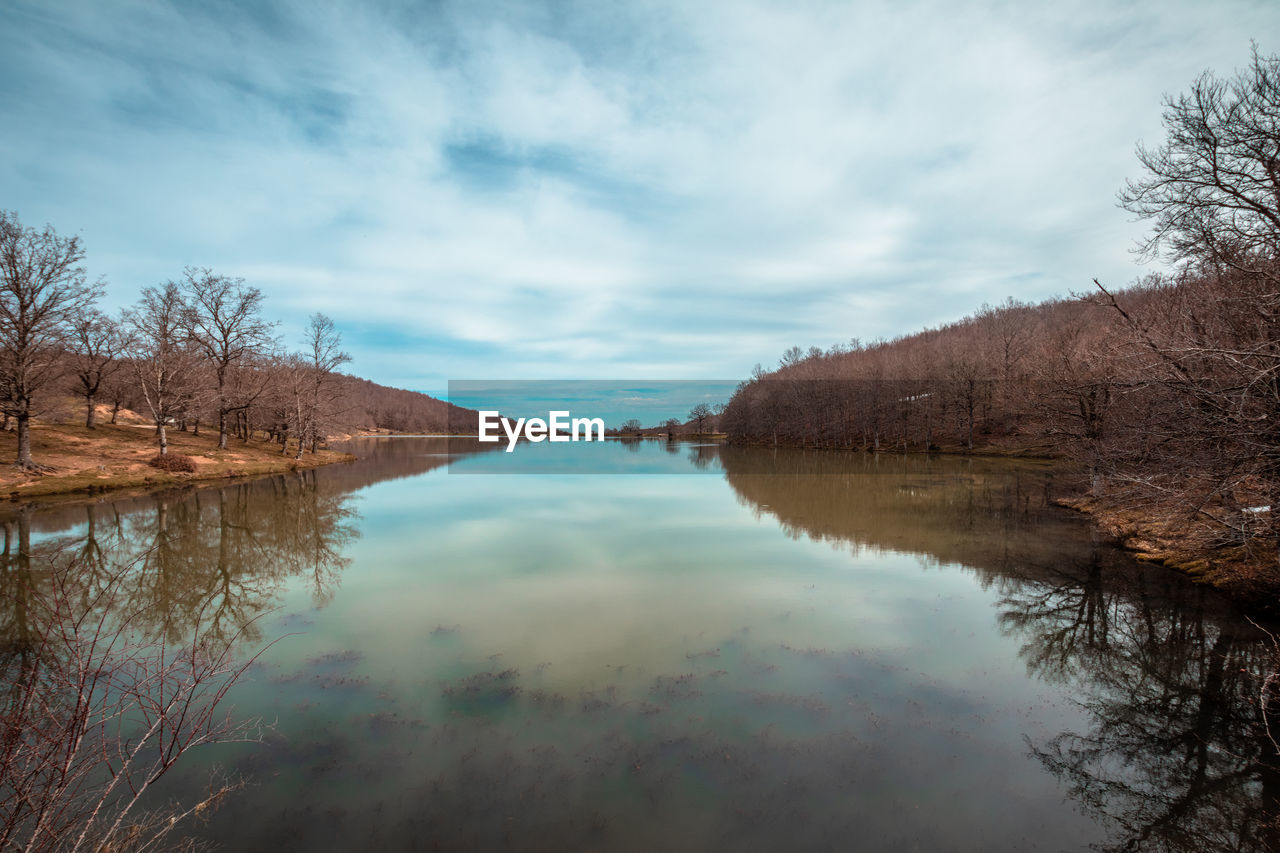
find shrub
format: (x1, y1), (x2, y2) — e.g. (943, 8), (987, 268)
(0, 543), (267, 849)
(148, 452), (197, 472)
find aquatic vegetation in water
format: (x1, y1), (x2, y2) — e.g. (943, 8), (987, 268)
(306, 649), (364, 667)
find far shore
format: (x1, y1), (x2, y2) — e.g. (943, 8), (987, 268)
(0, 423), (355, 505)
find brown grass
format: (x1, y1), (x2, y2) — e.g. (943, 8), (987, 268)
(1057, 494), (1280, 606)
(0, 422), (354, 501)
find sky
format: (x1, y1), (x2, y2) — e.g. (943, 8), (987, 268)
(2, 0), (1277, 400)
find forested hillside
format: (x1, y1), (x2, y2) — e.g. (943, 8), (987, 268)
(724, 50), (1280, 595)
(337, 375), (478, 434)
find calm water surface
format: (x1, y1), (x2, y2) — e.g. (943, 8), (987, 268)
(8, 437), (1278, 851)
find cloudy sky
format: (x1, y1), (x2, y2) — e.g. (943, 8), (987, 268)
(2, 1), (1276, 395)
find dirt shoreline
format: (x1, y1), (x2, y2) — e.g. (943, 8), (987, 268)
(1052, 494), (1278, 609)
(0, 423), (356, 505)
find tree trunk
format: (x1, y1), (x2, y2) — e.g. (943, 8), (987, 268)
(15, 413), (33, 468)
(966, 382), (976, 451)
(110, 401), (120, 424)
(1089, 466), (1106, 497)
(85, 396), (96, 429)
(216, 369), (229, 450)
(157, 423), (168, 455)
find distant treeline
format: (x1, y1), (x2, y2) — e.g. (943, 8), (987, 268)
(725, 50), (1280, 580)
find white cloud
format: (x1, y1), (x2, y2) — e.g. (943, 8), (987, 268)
(1, 0), (1276, 388)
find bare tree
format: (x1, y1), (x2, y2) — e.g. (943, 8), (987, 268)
(977, 297), (1037, 423)
(0, 212), (103, 469)
(1119, 47), (1280, 280)
(1101, 49), (1280, 566)
(689, 403), (713, 435)
(938, 338), (988, 452)
(100, 368), (136, 426)
(124, 283), (202, 456)
(299, 314), (350, 455)
(0, 535), (267, 851)
(182, 268), (276, 450)
(69, 310), (131, 429)
(280, 353), (309, 457)
(1031, 301), (1128, 494)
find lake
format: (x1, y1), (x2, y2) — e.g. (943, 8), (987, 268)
(5, 437), (1278, 851)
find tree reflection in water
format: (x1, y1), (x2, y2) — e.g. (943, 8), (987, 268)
(3, 440), (1277, 850)
(0, 466), (361, 850)
(721, 446), (1280, 851)
(999, 556), (1280, 851)
(0, 436), (500, 654)
(1, 468), (359, 657)
(0, 435), (506, 652)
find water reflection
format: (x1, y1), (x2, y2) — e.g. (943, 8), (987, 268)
(1003, 559), (1280, 851)
(721, 446), (1280, 851)
(3, 475), (361, 653)
(721, 446), (1065, 568)
(0, 439), (1276, 851)
(0, 437), (516, 654)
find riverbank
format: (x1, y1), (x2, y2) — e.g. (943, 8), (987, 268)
(0, 423), (355, 502)
(1055, 494), (1279, 609)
